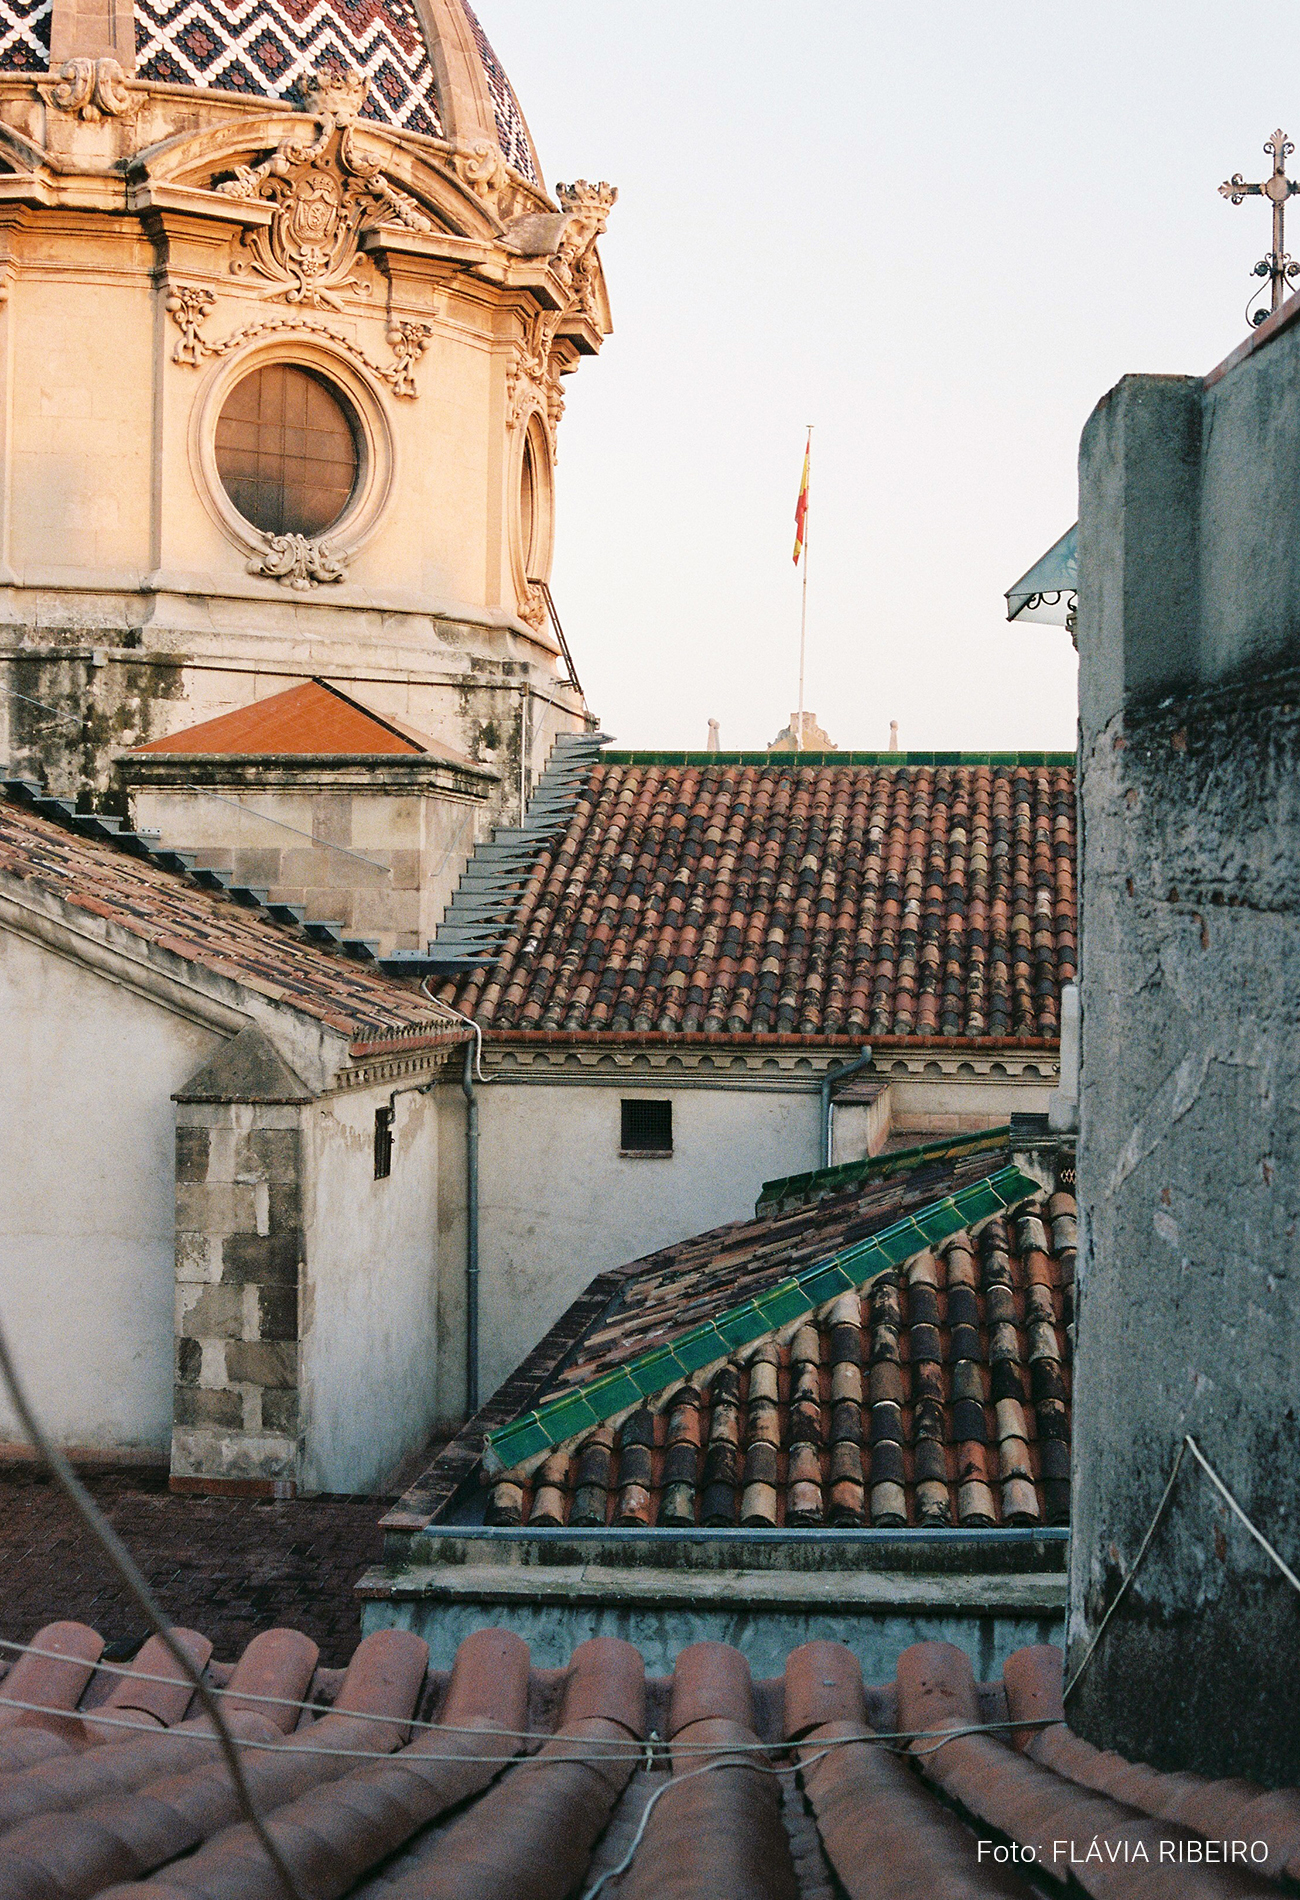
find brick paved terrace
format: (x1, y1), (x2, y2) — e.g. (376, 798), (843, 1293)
(0, 1464), (394, 1666)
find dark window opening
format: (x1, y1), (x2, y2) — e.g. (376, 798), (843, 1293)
(621, 1098), (672, 1154)
(374, 1105), (394, 1180)
(215, 364), (360, 538)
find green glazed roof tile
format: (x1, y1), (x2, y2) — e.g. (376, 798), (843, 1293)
(753, 1280), (815, 1328)
(756, 1124), (1014, 1214)
(484, 1162), (1043, 1469)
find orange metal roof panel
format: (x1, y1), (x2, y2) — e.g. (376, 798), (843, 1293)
(133, 680), (426, 756)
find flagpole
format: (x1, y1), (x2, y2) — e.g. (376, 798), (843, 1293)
(796, 426), (811, 752)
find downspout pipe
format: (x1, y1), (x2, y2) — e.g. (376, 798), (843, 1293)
(819, 1044), (873, 1171)
(422, 981), (488, 1422)
(462, 1037), (480, 1418)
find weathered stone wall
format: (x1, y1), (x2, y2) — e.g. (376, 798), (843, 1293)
(171, 1102), (307, 1494)
(1071, 338), (1300, 1784)
(127, 771), (494, 958)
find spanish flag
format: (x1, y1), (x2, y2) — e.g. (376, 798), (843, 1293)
(793, 437), (810, 565)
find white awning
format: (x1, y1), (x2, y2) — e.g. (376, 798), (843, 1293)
(1005, 523), (1077, 627)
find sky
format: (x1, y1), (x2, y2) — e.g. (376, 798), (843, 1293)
(482, 2), (1290, 754)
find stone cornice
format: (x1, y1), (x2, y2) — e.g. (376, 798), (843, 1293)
(118, 751), (498, 797)
(482, 1040), (1058, 1093)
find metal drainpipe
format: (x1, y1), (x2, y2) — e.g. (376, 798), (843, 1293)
(819, 1044), (873, 1171)
(462, 1038), (480, 1418)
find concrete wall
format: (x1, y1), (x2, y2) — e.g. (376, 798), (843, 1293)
(0, 925), (220, 1452)
(436, 1080), (822, 1418)
(1070, 338), (1300, 1784)
(300, 1085), (440, 1495)
(363, 1527), (1067, 1678)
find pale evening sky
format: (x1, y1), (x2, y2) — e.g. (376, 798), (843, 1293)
(484, 2), (1288, 753)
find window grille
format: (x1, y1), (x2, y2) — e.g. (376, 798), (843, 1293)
(374, 1105), (394, 1180)
(620, 1098), (672, 1154)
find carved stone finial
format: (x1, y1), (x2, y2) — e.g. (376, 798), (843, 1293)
(555, 179), (618, 220)
(40, 56), (139, 120)
(301, 64), (368, 127)
(552, 179), (616, 304)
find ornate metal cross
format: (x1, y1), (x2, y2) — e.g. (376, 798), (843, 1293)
(1221, 129), (1300, 324)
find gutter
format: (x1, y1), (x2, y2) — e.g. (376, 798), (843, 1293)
(819, 1043), (873, 1170)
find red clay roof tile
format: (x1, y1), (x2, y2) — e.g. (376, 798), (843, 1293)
(447, 761), (1076, 1040)
(130, 681), (441, 759)
(0, 1624), (1279, 1897)
(0, 798), (465, 1049)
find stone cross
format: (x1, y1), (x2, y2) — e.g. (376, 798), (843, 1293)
(1220, 129), (1300, 323)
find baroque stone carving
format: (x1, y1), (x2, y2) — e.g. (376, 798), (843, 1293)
(451, 138), (525, 221)
(249, 533), (347, 590)
(39, 57), (140, 121)
(166, 286), (432, 399)
(214, 65), (432, 310)
(506, 307), (563, 441)
(517, 581), (547, 631)
(554, 179), (617, 316)
(501, 180), (616, 453)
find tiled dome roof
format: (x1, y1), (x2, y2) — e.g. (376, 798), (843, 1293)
(1, 0), (540, 168)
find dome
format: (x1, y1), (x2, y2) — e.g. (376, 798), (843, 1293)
(0, 0), (541, 175)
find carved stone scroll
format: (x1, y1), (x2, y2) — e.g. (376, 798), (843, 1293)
(39, 56), (140, 120)
(250, 533), (347, 590)
(165, 288), (432, 399)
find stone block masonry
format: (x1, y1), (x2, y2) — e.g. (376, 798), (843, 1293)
(171, 1103), (308, 1495)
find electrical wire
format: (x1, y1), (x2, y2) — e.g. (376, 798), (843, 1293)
(0, 1315), (303, 1900)
(580, 1748), (831, 1900)
(0, 1653), (1059, 1762)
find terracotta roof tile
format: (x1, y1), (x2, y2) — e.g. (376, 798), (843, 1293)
(447, 760), (1076, 1040)
(0, 797), (464, 1049)
(484, 1192), (1073, 1531)
(388, 1133), (1074, 1533)
(0, 1625), (1276, 1898)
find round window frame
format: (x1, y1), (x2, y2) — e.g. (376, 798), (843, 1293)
(510, 405), (555, 597)
(192, 339), (395, 571)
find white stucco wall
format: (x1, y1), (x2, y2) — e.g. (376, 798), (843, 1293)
(0, 926), (220, 1451)
(437, 1082), (824, 1416)
(299, 1083), (440, 1494)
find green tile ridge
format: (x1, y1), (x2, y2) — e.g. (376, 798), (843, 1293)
(597, 751), (1076, 768)
(756, 1125), (1013, 1213)
(482, 1161), (1041, 1476)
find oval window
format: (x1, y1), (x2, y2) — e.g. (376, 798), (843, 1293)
(214, 365), (359, 538)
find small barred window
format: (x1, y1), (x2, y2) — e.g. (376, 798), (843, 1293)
(620, 1099), (672, 1154)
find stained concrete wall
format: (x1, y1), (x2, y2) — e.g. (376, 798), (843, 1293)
(0, 925), (220, 1452)
(1071, 334), (1300, 1784)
